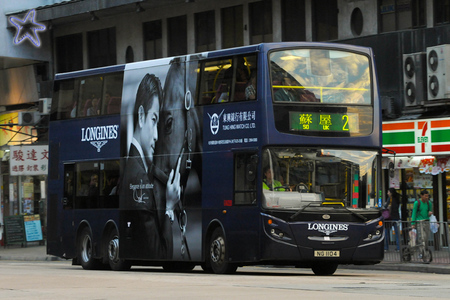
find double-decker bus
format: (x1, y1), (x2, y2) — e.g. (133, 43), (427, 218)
(47, 42), (384, 275)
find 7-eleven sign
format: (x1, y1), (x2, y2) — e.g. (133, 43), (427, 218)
(416, 120), (431, 154)
(383, 118), (450, 155)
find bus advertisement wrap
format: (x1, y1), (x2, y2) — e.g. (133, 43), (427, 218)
(119, 58), (204, 261)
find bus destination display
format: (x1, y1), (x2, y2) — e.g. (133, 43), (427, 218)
(289, 111), (358, 132)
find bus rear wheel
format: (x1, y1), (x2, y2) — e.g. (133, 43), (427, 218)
(107, 228), (131, 271)
(311, 263), (338, 276)
(208, 227), (237, 274)
(78, 227), (101, 270)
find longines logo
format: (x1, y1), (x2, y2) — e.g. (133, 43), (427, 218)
(307, 223), (349, 236)
(81, 125), (119, 152)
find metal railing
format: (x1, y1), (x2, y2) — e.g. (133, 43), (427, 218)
(383, 220), (450, 264)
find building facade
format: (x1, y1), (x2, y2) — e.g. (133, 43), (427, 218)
(1, 0), (450, 243)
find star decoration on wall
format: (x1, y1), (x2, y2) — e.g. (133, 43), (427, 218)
(9, 9), (46, 47)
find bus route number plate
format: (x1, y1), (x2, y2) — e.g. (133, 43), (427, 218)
(314, 250), (340, 257)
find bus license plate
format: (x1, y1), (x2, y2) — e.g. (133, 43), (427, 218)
(314, 250), (340, 257)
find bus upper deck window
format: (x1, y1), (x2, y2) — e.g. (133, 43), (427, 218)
(270, 48), (371, 105)
(310, 50), (331, 76)
(198, 54), (257, 105)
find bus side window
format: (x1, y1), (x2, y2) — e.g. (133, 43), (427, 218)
(198, 58), (232, 105)
(102, 73), (124, 115)
(234, 152), (257, 205)
(74, 162), (99, 209)
(77, 76), (103, 117)
(100, 160), (120, 208)
(233, 55), (257, 102)
(51, 79), (76, 120)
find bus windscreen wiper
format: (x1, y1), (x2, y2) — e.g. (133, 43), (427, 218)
(342, 206), (367, 222)
(290, 202), (319, 220)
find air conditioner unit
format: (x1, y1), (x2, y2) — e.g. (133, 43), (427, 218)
(403, 52), (427, 106)
(427, 44), (450, 100)
(18, 111), (40, 126)
(39, 98), (52, 114)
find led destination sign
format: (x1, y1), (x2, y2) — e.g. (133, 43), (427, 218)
(289, 111), (358, 132)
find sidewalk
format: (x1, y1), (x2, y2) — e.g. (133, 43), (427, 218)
(1, 244), (450, 274)
(0, 243), (64, 262)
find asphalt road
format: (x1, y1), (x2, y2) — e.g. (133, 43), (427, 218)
(1, 260), (450, 299)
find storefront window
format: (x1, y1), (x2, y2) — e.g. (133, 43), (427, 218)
(384, 155), (450, 222)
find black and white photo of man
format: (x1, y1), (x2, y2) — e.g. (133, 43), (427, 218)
(120, 73), (181, 259)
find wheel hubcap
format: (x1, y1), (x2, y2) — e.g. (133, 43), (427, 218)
(211, 237), (225, 263)
(81, 235), (92, 263)
(108, 236), (120, 263)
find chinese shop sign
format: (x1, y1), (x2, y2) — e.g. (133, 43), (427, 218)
(10, 145), (49, 176)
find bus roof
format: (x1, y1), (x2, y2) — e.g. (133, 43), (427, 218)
(54, 42), (373, 80)
(55, 64), (125, 80)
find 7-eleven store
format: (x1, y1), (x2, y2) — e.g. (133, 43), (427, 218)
(383, 118), (450, 223)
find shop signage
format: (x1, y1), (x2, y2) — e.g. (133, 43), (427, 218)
(24, 215), (43, 242)
(4, 215), (25, 245)
(10, 145), (49, 176)
(383, 118), (450, 155)
(0, 112), (35, 146)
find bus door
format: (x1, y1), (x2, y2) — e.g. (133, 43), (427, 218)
(226, 151), (260, 261)
(62, 163), (76, 256)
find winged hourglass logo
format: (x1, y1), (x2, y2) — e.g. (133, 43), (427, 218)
(90, 141), (108, 152)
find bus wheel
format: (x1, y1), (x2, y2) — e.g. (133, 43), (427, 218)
(208, 227), (237, 274)
(78, 227), (101, 270)
(311, 263), (338, 276)
(107, 228), (131, 271)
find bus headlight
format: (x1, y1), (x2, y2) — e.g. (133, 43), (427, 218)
(364, 229), (382, 242)
(271, 228), (285, 239)
(269, 227), (292, 241)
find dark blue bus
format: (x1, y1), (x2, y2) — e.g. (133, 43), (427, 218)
(47, 42), (384, 275)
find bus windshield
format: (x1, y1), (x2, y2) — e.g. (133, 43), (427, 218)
(270, 49), (371, 104)
(262, 147), (378, 210)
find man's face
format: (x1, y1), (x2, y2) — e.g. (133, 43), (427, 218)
(141, 95), (160, 164)
(90, 175), (98, 187)
(421, 193), (429, 201)
(283, 77), (296, 90)
(265, 169), (273, 181)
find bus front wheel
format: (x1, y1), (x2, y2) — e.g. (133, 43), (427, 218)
(78, 227), (101, 270)
(208, 227), (237, 274)
(107, 228), (131, 271)
(311, 263), (338, 276)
